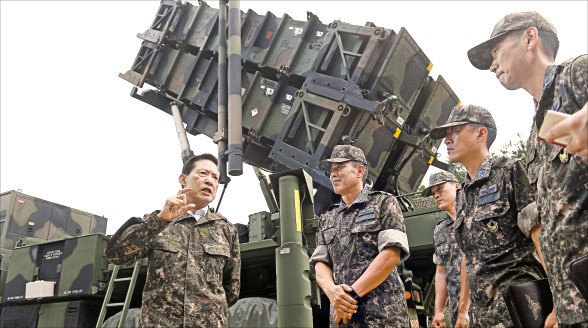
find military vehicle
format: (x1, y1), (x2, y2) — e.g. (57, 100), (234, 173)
(0, 0), (459, 327)
(0, 190), (109, 327)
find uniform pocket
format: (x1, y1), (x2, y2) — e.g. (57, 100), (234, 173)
(473, 197), (512, 244)
(350, 214), (380, 234)
(151, 238), (181, 253)
(323, 227), (336, 245)
(558, 156), (588, 195)
(434, 237), (449, 258)
(473, 198), (510, 221)
(350, 214), (381, 252)
(203, 243), (230, 282)
(203, 243), (230, 257)
(148, 238), (182, 282)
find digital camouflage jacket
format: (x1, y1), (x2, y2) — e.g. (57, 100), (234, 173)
(433, 216), (465, 327)
(105, 209), (240, 328)
(454, 156), (545, 328)
(310, 186), (410, 328)
(526, 54), (588, 325)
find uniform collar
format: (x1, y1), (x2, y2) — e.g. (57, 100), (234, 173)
(192, 207), (208, 220)
(174, 207), (219, 225)
(543, 64), (557, 89)
(337, 185), (371, 212)
(463, 155), (494, 186)
(444, 214), (455, 227)
(532, 63), (558, 111)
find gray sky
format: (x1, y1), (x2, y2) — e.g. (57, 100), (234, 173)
(1, 1), (586, 234)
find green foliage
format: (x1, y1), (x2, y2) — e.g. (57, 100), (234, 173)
(438, 133), (527, 184)
(447, 162), (467, 183)
(495, 132), (527, 161)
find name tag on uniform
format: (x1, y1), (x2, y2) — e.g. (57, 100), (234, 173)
(434, 236), (446, 246)
(479, 191), (500, 205)
(479, 184), (497, 197)
(356, 207), (375, 222)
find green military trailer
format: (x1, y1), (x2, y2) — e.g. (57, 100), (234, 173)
(0, 190), (108, 302)
(0, 190), (109, 327)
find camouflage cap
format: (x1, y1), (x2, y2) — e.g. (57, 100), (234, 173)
(468, 11), (558, 70)
(320, 145), (367, 168)
(428, 104), (497, 139)
(421, 171), (459, 197)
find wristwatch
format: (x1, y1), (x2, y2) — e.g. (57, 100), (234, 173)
(349, 287), (362, 301)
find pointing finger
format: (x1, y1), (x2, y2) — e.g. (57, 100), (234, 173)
(177, 187), (193, 195)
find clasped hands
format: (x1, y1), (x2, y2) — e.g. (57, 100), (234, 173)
(327, 284), (358, 327)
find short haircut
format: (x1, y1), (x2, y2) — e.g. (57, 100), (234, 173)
(538, 30), (559, 60)
(182, 153), (219, 175)
(510, 29), (558, 60)
(350, 161), (369, 183)
(468, 123), (497, 149)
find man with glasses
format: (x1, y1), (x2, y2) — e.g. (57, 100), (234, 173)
(310, 145), (410, 327)
(106, 153), (241, 327)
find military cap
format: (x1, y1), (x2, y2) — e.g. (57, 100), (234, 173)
(320, 145), (367, 168)
(422, 171), (459, 197)
(468, 11), (558, 70)
(428, 104), (497, 139)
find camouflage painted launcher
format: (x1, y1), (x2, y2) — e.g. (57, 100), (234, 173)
(119, 0), (460, 213)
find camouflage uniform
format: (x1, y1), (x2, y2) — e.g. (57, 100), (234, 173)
(433, 216), (464, 328)
(105, 209), (240, 328)
(310, 185), (410, 328)
(454, 155), (545, 328)
(467, 10), (588, 325)
(526, 54), (588, 324)
(425, 171), (473, 327)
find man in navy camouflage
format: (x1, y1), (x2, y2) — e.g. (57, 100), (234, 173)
(429, 104), (545, 328)
(423, 172), (471, 328)
(468, 11), (588, 326)
(105, 154), (240, 327)
(309, 145), (410, 327)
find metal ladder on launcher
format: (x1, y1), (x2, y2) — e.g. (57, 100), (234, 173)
(96, 260), (141, 328)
